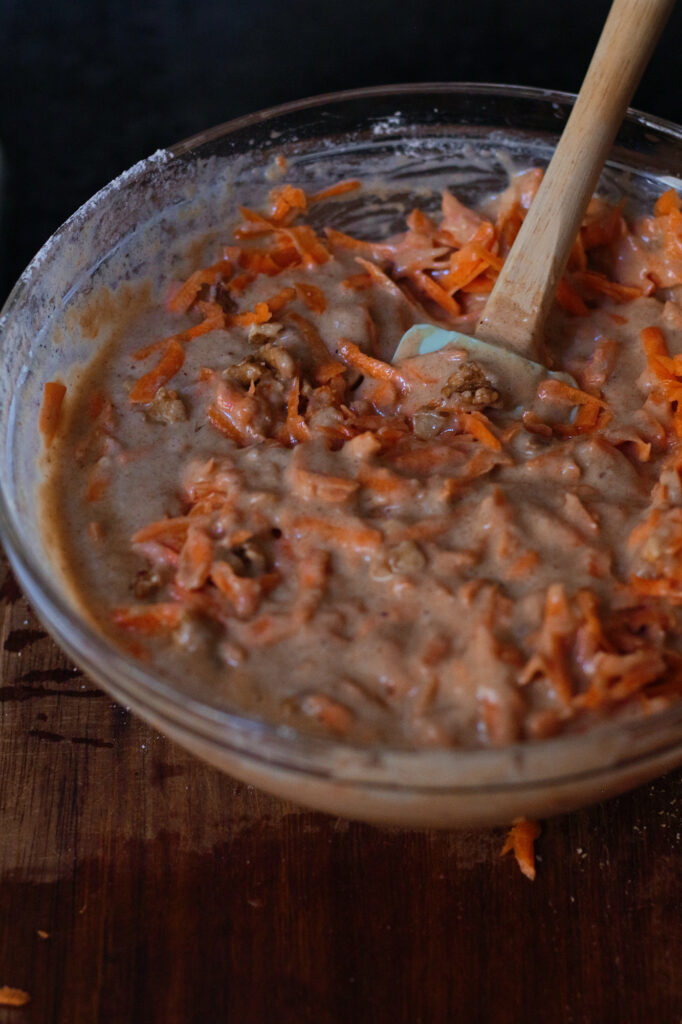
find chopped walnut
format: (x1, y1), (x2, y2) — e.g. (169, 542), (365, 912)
(441, 361), (500, 408)
(219, 639), (247, 666)
(213, 280), (237, 314)
(248, 320), (283, 344)
(132, 565), (167, 598)
(144, 387), (188, 424)
(223, 359), (267, 388)
(223, 342), (296, 388)
(387, 540), (426, 574)
(214, 539), (267, 577)
(259, 342), (296, 379)
(233, 540), (267, 576)
(412, 406), (453, 439)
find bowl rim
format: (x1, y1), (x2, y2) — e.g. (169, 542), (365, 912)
(2, 80), (682, 791)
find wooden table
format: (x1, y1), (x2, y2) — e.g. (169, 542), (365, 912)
(1, 550), (680, 1024)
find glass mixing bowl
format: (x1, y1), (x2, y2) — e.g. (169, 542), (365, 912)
(2, 84), (682, 827)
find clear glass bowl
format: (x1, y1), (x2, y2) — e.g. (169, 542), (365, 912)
(2, 84), (682, 827)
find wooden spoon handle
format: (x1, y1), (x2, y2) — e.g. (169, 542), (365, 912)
(476, 0), (676, 359)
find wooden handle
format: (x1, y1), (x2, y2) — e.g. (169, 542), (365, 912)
(476, 0), (675, 359)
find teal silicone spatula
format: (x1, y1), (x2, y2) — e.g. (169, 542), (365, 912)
(392, 0), (675, 401)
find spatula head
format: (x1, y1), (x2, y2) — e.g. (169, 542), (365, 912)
(392, 324), (576, 411)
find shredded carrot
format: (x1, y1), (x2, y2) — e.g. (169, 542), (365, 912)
(283, 311), (333, 365)
(264, 286), (297, 314)
(268, 184), (307, 224)
(308, 179), (361, 203)
(210, 561), (263, 618)
(342, 272), (372, 290)
(581, 202), (624, 250)
(132, 312), (226, 362)
(537, 378), (607, 409)
(285, 379), (312, 443)
(410, 269), (462, 317)
(232, 301), (272, 327)
(295, 281), (327, 313)
(130, 340), (185, 403)
(113, 603), (184, 633)
(654, 188), (681, 217)
(573, 270), (642, 303)
(39, 381), (67, 446)
(496, 200), (523, 254)
(292, 516), (382, 552)
(336, 338), (407, 391)
(640, 325), (671, 381)
(324, 226), (377, 253)
(501, 818), (541, 880)
(177, 525), (213, 590)
(289, 463), (358, 503)
(628, 576), (682, 604)
(314, 360), (346, 384)
(234, 206), (275, 239)
(282, 225), (330, 267)
(300, 693), (353, 734)
(460, 411), (502, 451)
(167, 259), (231, 314)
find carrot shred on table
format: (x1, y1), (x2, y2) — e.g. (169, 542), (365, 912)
(501, 818), (541, 880)
(39, 381), (67, 446)
(0, 986), (30, 1008)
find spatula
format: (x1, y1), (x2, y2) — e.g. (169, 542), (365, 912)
(392, 0), (676, 405)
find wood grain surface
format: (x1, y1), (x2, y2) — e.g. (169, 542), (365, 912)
(0, 548), (680, 1024)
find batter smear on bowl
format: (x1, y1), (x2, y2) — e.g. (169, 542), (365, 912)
(45, 174), (682, 748)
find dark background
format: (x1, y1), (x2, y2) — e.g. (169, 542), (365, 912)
(1, 0), (681, 302)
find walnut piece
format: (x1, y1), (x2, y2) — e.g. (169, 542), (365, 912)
(248, 320), (283, 344)
(144, 387), (188, 424)
(441, 361), (500, 408)
(132, 565), (167, 598)
(223, 359), (267, 388)
(223, 341), (296, 388)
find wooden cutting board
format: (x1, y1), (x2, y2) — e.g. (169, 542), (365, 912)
(0, 548), (680, 1023)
